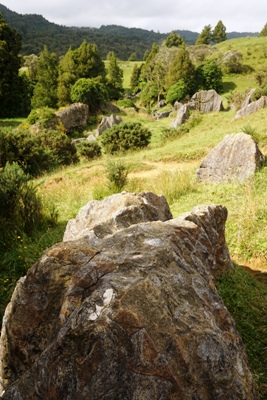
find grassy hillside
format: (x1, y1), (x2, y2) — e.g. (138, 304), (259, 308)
(1, 36), (267, 397)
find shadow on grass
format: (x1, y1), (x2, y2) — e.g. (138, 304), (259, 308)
(222, 81), (237, 92)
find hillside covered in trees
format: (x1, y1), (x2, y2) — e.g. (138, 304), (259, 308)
(0, 3), (258, 60)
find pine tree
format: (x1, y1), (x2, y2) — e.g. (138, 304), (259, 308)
(73, 40), (106, 80)
(166, 44), (195, 95)
(31, 46), (59, 109)
(213, 20), (227, 43)
(165, 31), (184, 48)
(195, 25), (212, 45)
(57, 47), (77, 107)
(130, 63), (142, 92)
(106, 52), (123, 100)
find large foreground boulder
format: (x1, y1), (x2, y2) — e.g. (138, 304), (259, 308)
(197, 132), (265, 183)
(0, 193), (256, 399)
(190, 89), (223, 113)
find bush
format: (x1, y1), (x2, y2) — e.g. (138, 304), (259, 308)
(166, 81), (187, 105)
(71, 78), (108, 113)
(0, 163), (46, 240)
(106, 160), (128, 192)
(116, 99), (136, 108)
(101, 122), (151, 154)
(0, 128), (78, 176)
(75, 141), (102, 160)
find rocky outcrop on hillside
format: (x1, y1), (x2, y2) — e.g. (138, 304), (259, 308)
(190, 89), (224, 113)
(0, 193), (256, 399)
(234, 95), (267, 119)
(197, 132), (265, 183)
(169, 104), (190, 127)
(95, 114), (122, 136)
(56, 103), (89, 132)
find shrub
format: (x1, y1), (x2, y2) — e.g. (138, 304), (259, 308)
(0, 162), (45, 239)
(0, 128), (78, 176)
(116, 99), (136, 108)
(106, 160), (128, 192)
(75, 141), (102, 160)
(101, 122), (151, 154)
(166, 81), (187, 105)
(70, 78), (108, 113)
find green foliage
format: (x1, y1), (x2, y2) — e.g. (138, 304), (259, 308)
(0, 13), (31, 117)
(73, 40), (106, 80)
(57, 47), (77, 107)
(221, 50), (244, 73)
(75, 140), (102, 160)
(31, 46), (59, 109)
(0, 162), (45, 238)
(166, 81), (187, 104)
(70, 78), (108, 113)
(195, 24), (212, 45)
(166, 44), (196, 95)
(101, 122), (151, 154)
(165, 31), (184, 48)
(259, 22), (267, 37)
(130, 63), (142, 93)
(195, 60), (223, 92)
(0, 127), (78, 176)
(217, 264), (267, 393)
(116, 99), (136, 108)
(106, 160), (128, 192)
(26, 107), (56, 126)
(212, 20), (227, 43)
(106, 51), (124, 100)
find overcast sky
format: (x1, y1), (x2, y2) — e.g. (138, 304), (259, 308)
(1, 0), (266, 33)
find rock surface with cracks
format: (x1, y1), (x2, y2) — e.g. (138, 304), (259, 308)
(0, 192), (256, 399)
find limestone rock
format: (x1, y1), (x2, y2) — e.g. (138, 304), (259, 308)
(197, 132), (265, 183)
(0, 194), (256, 399)
(241, 88), (256, 108)
(169, 104), (190, 127)
(190, 89), (223, 113)
(63, 191), (173, 241)
(95, 114), (122, 136)
(56, 103), (89, 132)
(235, 96), (267, 119)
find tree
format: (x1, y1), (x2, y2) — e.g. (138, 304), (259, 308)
(106, 52), (123, 100)
(0, 13), (30, 117)
(195, 25), (212, 45)
(213, 20), (227, 43)
(166, 44), (196, 96)
(130, 63), (142, 93)
(259, 23), (267, 37)
(73, 40), (106, 80)
(70, 78), (107, 113)
(31, 46), (59, 109)
(57, 47), (77, 107)
(165, 31), (184, 48)
(195, 60), (223, 92)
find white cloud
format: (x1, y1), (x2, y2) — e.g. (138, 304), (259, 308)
(1, 0), (267, 33)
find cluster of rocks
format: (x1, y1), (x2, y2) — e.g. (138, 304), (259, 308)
(0, 191), (257, 399)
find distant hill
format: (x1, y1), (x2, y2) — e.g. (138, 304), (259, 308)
(0, 3), (259, 60)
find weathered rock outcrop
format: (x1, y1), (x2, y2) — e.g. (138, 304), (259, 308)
(190, 89), (223, 113)
(0, 193), (256, 399)
(169, 104), (190, 127)
(197, 132), (265, 183)
(235, 95), (267, 119)
(56, 103), (89, 132)
(95, 114), (122, 136)
(64, 191), (172, 241)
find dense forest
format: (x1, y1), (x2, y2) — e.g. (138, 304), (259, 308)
(0, 3), (258, 60)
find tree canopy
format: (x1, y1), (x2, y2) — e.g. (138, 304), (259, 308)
(213, 20), (227, 43)
(195, 25), (212, 45)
